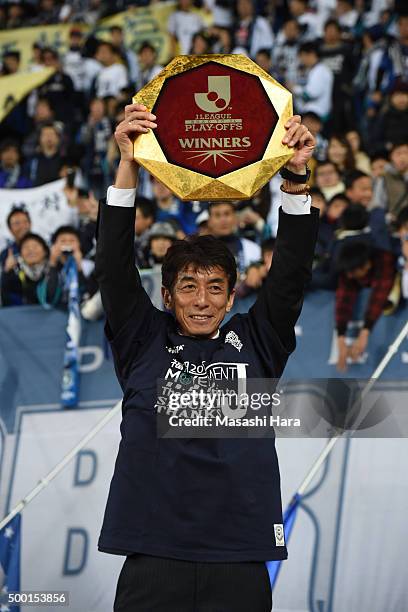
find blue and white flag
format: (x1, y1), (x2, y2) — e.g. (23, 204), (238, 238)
(61, 255), (81, 408)
(0, 514), (21, 612)
(267, 493), (301, 589)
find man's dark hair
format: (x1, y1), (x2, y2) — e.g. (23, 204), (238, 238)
(3, 50), (21, 61)
(324, 18), (341, 31)
(339, 203), (369, 230)
(110, 25), (123, 34)
(20, 232), (50, 257)
(208, 201), (235, 214)
(0, 138), (20, 155)
(316, 159), (339, 173)
(7, 207), (31, 228)
(328, 193), (350, 207)
(299, 42), (320, 57)
(162, 235), (237, 295)
(256, 48), (271, 59)
(370, 149), (388, 162)
(96, 40), (116, 54)
(396, 206), (408, 229)
(336, 240), (372, 273)
(303, 111), (322, 124)
(261, 238), (276, 254)
(135, 196), (156, 220)
(52, 225), (80, 244)
(345, 170), (371, 190)
(138, 41), (156, 54)
(41, 46), (59, 60)
(310, 187), (326, 200)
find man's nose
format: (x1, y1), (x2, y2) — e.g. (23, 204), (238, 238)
(194, 287), (209, 307)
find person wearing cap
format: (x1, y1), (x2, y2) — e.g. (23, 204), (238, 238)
(95, 103), (318, 611)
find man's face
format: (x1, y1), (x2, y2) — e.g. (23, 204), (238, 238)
(95, 44), (113, 66)
(35, 100), (53, 122)
(347, 177), (373, 207)
(151, 237), (173, 261)
(371, 158), (387, 177)
(327, 198), (347, 220)
(390, 91), (408, 111)
(135, 209), (153, 236)
(40, 127), (59, 151)
(162, 265), (235, 338)
(21, 238), (47, 266)
(346, 260), (372, 280)
(1, 146), (19, 168)
(9, 212), (31, 242)
(324, 24), (341, 45)
(299, 51), (317, 69)
(110, 28), (123, 46)
(140, 47), (156, 69)
(42, 51), (58, 68)
(284, 19), (300, 41)
(208, 204), (237, 237)
(315, 164), (340, 188)
(55, 232), (80, 254)
(398, 16), (408, 41)
(391, 145), (408, 174)
(4, 55), (19, 73)
(237, 0), (253, 19)
(256, 52), (271, 73)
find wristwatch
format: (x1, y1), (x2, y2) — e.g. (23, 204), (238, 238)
(279, 165), (311, 184)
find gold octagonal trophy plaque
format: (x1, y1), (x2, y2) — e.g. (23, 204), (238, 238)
(133, 54), (294, 201)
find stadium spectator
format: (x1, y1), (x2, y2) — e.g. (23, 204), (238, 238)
(1, 233), (49, 307)
(151, 176), (200, 236)
(37, 48), (75, 122)
(314, 160), (345, 200)
(191, 31), (212, 55)
(310, 187), (327, 218)
(302, 111), (328, 161)
(0, 51), (21, 76)
(288, 0), (322, 42)
(137, 221), (177, 269)
(373, 83), (408, 150)
(38, 225), (94, 308)
(134, 196), (156, 267)
(327, 135), (356, 174)
(27, 123), (64, 186)
(94, 41), (128, 99)
(345, 130), (372, 174)
(207, 201), (261, 275)
(292, 42), (334, 121)
(110, 25), (140, 87)
(62, 28), (90, 94)
(30, 0), (60, 25)
(320, 19), (355, 133)
(138, 41), (163, 89)
(168, 0), (205, 55)
(335, 240), (396, 371)
(235, 238), (275, 299)
(334, 0), (359, 33)
(0, 140), (32, 188)
(233, 0), (274, 57)
(79, 98), (112, 198)
(370, 151), (389, 178)
(378, 14), (408, 94)
(0, 207), (32, 270)
(379, 142), (408, 220)
(271, 19), (301, 85)
(22, 98), (56, 160)
(76, 190), (98, 258)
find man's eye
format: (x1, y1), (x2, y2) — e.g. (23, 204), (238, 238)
(210, 285), (222, 291)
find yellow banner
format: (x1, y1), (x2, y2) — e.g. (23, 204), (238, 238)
(0, 24), (88, 72)
(0, 68), (55, 123)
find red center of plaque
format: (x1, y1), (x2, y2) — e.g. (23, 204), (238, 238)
(152, 62), (278, 179)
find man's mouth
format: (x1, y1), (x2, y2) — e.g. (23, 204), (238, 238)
(189, 315), (213, 321)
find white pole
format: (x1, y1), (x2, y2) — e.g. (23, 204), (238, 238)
(0, 400), (122, 532)
(297, 317), (408, 497)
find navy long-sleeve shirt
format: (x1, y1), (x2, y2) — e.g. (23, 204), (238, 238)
(95, 191), (319, 562)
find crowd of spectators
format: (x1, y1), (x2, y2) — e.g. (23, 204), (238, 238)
(0, 0), (407, 370)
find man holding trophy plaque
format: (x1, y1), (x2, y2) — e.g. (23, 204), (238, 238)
(96, 55), (318, 611)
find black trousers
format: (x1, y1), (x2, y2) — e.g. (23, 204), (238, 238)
(113, 554), (272, 612)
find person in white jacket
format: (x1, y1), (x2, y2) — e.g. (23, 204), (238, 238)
(292, 42), (334, 122)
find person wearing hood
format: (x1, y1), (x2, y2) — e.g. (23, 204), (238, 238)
(137, 221), (178, 269)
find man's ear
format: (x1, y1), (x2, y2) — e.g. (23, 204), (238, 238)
(225, 288), (235, 313)
(162, 286), (173, 310)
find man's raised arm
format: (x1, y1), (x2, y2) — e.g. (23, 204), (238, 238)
(95, 104), (157, 337)
(249, 117), (319, 355)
